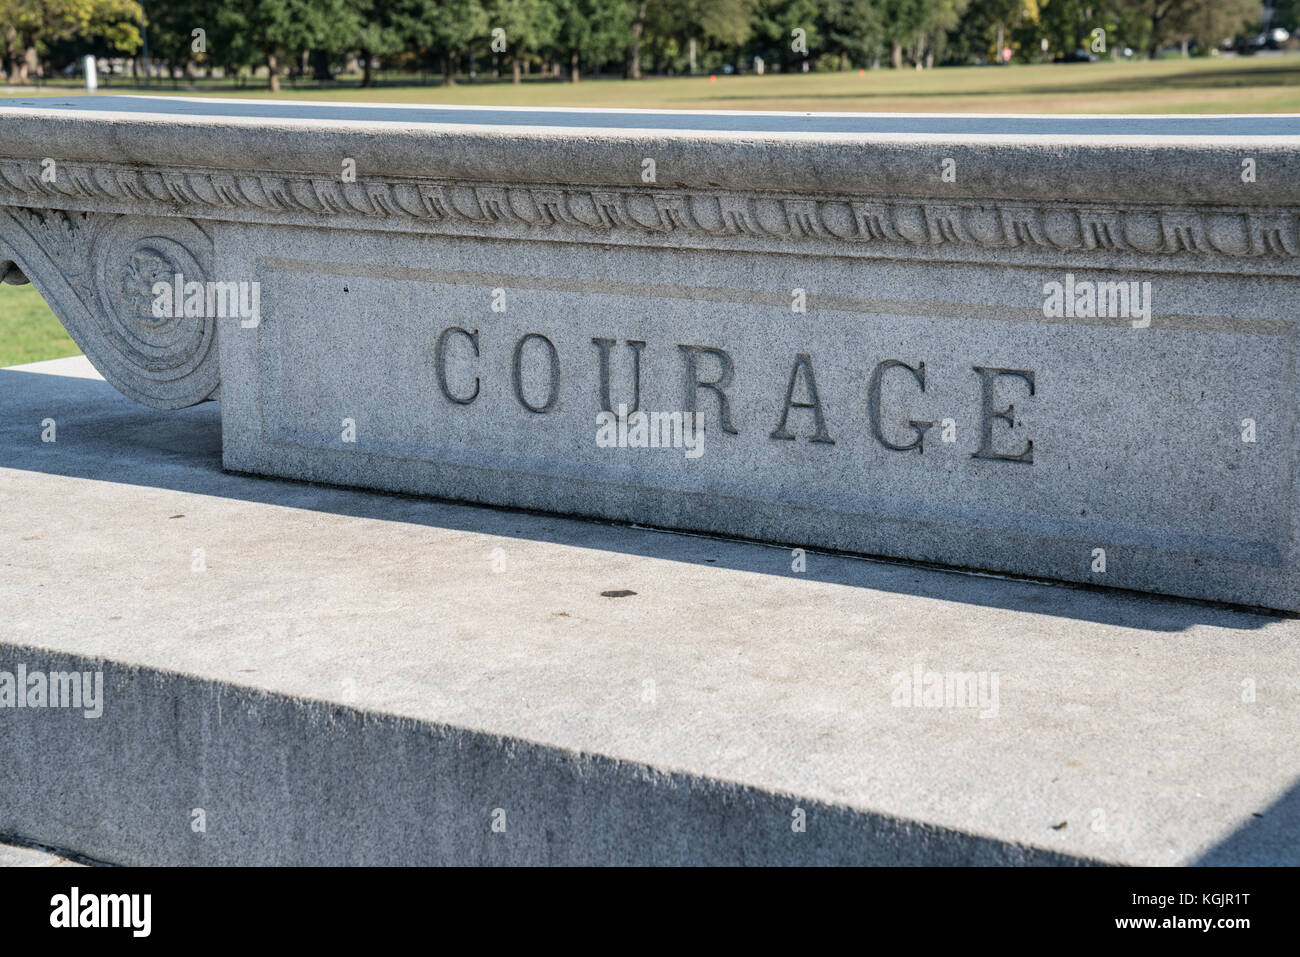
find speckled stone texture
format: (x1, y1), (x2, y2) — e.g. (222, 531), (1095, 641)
(1, 98), (1298, 609)
(2, 358), (1297, 866)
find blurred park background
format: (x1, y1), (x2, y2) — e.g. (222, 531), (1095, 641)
(3, 0), (1300, 363)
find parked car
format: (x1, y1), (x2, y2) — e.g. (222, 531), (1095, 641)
(1249, 27), (1291, 50)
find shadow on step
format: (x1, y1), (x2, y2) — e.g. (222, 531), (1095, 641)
(0, 366), (1285, 634)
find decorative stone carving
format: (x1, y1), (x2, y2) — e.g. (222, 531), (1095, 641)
(0, 159), (1297, 259)
(0, 209), (219, 409)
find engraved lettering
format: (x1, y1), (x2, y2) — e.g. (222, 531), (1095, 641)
(678, 344), (738, 434)
(867, 360), (932, 453)
(592, 337), (646, 413)
(770, 352), (834, 444)
(971, 366), (1035, 463)
(434, 326), (480, 405)
(513, 333), (560, 413)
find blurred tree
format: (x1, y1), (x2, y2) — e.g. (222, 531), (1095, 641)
(822, 0), (884, 69)
(914, 0), (967, 66)
(353, 0), (402, 86)
(952, 0), (1027, 62)
(2, 0), (141, 81)
(626, 0), (647, 76)
(484, 0), (558, 82)
(394, 0), (488, 85)
(638, 0), (752, 75)
(880, 0), (922, 67)
(750, 0), (820, 71)
(1165, 0), (1259, 54)
(238, 0), (358, 91)
(1275, 0), (1299, 30)
(140, 0), (201, 80)
(552, 0), (629, 81)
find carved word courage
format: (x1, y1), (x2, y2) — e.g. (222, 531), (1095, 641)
(434, 328), (1036, 463)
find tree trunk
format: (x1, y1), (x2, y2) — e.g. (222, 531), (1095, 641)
(569, 50), (579, 83)
(838, 50), (848, 71)
(627, 1), (647, 78)
(995, 21), (1005, 62)
(23, 45), (39, 81)
(890, 41), (902, 69)
(688, 37), (697, 75)
(1148, 12), (1163, 58)
(267, 53), (279, 92)
(512, 56), (521, 84)
(3, 24), (18, 81)
(362, 49), (373, 87)
(441, 54), (456, 85)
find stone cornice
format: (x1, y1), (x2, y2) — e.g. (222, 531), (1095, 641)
(0, 158), (1296, 265)
(3, 98), (1300, 269)
(3, 99), (1300, 202)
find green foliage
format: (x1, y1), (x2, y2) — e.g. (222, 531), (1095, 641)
(0, 0), (1269, 84)
(486, 0), (559, 59)
(2, 0), (142, 64)
(823, 0), (885, 65)
(393, 0), (489, 61)
(553, 0), (630, 70)
(750, 0), (820, 63)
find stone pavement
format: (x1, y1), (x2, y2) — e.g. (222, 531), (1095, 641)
(0, 839), (85, 867)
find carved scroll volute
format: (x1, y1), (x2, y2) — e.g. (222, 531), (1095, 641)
(0, 209), (220, 409)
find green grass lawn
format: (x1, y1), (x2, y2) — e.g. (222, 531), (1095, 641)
(9, 53), (1300, 113)
(3, 53), (1298, 366)
(0, 282), (79, 367)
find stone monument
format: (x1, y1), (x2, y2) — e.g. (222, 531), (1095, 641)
(2, 97), (1298, 610)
